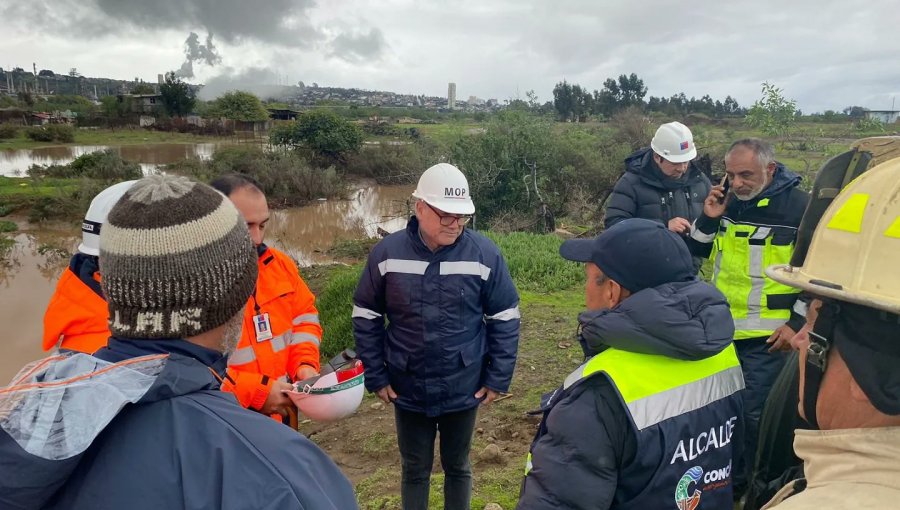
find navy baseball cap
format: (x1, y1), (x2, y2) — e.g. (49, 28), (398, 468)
(559, 218), (695, 293)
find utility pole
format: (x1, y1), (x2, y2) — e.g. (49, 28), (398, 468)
(33, 62), (39, 94)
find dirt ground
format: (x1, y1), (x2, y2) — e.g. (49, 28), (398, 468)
(299, 289), (585, 510)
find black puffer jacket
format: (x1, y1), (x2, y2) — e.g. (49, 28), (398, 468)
(604, 147), (711, 231)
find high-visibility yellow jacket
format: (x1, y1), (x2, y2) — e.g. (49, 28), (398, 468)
(689, 167), (809, 339)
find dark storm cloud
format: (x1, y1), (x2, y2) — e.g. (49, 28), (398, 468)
(1, 0), (322, 47)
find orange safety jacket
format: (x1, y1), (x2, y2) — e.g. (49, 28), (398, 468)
(42, 254), (110, 354)
(222, 245), (323, 414)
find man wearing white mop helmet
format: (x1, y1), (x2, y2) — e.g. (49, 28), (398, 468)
(354, 162), (520, 509)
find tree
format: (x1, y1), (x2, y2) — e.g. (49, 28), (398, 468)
(270, 109), (363, 164)
(745, 82), (797, 138)
(101, 95), (131, 120)
(131, 83), (156, 94)
(209, 91), (269, 121)
(159, 71), (196, 117)
(843, 106), (868, 119)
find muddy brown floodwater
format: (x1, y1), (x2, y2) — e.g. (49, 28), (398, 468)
(0, 183), (414, 383)
(0, 143), (220, 177)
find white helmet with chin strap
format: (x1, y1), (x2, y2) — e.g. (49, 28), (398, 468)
(651, 121), (697, 163)
(286, 349), (365, 422)
(79, 180), (138, 256)
(412, 163), (475, 215)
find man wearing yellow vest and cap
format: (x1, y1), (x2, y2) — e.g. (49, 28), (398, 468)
(760, 157), (900, 508)
(518, 218), (744, 509)
(688, 138), (809, 492)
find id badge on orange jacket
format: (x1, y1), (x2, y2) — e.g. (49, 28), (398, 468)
(253, 313), (273, 342)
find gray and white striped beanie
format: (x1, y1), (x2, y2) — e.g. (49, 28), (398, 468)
(99, 175), (258, 339)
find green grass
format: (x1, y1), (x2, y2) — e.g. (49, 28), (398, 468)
(0, 176), (77, 197)
(0, 127), (225, 150)
(317, 264), (364, 359)
(0, 220), (16, 233)
(485, 232), (583, 293)
(413, 122), (482, 144)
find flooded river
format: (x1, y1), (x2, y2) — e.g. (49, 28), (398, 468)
(0, 182), (414, 382)
(0, 143), (220, 177)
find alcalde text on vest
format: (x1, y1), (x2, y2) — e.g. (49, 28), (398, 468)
(670, 416), (737, 464)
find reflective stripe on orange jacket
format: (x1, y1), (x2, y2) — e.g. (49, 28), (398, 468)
(222, 245), (323, 412)
(42, 255), (110, 354)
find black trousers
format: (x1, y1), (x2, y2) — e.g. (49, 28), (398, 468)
(394, 406), (479, 510)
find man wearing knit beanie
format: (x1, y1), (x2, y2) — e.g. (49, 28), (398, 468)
(0, 175), (357, 510)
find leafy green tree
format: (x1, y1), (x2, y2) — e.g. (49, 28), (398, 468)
(210, 91), (269, 121)
(100, 95), (131, 119)
(159, 71), (196, 116)
(270, 109), (363, 164)
(745, 82), (797, 138)
(131, 83), (156, 94)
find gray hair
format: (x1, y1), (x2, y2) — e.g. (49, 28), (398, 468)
(726, 138), (775, 169)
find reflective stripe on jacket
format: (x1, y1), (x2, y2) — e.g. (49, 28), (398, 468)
(523, 344), (744, 509)
(688, 166), (809, 339)
(42, 254), (109, 353)
(353, 216), (520, 417)
(222, 245), (322, 413)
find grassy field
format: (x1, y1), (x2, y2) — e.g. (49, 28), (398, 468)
(0, 127), (227, 150)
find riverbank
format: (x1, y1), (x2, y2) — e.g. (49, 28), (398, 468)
(0, 127), (231, 151)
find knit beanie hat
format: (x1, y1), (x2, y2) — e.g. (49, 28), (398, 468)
(99, 175), (258, 339)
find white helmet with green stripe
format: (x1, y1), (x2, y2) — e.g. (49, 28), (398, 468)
(287, 358), (365, 422)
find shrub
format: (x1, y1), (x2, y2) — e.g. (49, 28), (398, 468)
(0, 124), (19, 140)
(271, 110), (364, 165)
(24, 124), (75, 143)
(28, 150), (142, 180)
(169, 145), (347, 206)
(343, 142), (428, 184)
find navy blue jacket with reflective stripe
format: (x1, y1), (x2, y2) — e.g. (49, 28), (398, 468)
(518, 279), (744, 510)
(352, 217), (520, 417)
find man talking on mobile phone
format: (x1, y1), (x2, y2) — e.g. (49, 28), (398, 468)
(687, 138), (809, 499)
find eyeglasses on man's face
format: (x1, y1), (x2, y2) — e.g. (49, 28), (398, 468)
(424, 202), (471, 226)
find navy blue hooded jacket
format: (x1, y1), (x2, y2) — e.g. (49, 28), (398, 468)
(518, 280), (744, 510)
(352, 216), (520, 417)
(0, 338), (358, 510)
(605, 147), (711, 232)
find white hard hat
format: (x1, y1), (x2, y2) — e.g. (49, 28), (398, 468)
(767, 157), (900, 314)
(412, 163), (475, 215)
(651, 121), (697, 163)
(287, 359), (365, 422)
(79, 180), (138, 256)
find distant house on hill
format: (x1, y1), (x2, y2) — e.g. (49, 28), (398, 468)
(267, 107), (300, 121)
(118, 93), (163, 114)
(865, 110), (900, 124)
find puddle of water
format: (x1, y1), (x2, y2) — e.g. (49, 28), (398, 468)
(0, 227), (79, 383)
(0, 143), (220, 177)
(0, 183), (414, 382)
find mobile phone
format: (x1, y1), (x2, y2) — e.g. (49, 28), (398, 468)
(718, 175), (730, 204)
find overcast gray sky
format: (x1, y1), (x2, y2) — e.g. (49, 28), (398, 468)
(3, 0), (899, 112)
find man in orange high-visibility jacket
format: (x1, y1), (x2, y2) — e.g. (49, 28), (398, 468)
(42, 180), (136, 353)
(211, 174), (323, 420)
